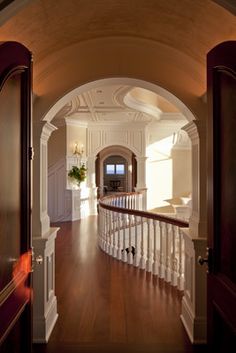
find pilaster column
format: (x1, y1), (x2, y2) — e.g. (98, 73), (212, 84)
(86, 155), (98, 215)
(32, 121), (59, 343)
(135, 156), (147, 210)
(182, 121), (207, 238)
(181, 120), (207, 343)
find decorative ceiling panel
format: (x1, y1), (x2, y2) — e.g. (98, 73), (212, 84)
(53, 84), (185, 126)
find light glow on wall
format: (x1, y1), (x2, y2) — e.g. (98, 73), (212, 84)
(146, 136), (173, 210)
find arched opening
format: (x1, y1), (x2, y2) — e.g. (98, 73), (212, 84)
(95, 145), (136, 198)
(36, 77), (204, 347)
(46, 78), (193, 221)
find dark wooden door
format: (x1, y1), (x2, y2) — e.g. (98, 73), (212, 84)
(207, 41), (236, 351)
(0, 42), (32, 352)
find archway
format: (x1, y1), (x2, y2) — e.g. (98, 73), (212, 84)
(34, 77), (205, 345)
(95, 145), (136, 198)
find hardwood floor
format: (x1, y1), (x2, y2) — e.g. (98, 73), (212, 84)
(33, 216), (209, 353)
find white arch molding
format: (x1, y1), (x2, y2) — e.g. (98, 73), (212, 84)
(42, 77), (196, 124)
(34, 77), (207, 345)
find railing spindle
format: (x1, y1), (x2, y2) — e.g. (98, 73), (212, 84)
(133, 215), (139, 267)
(98, 192), (188, 291)
(128, 214), (133, 265)
(117, 213), (122, 260)
(178, 229), (184, 290)
(122, 213), (127, 262)
(139, 217), (146, 269)
(171, 225), (178, 286)
(112, 211), (117, 258)
(146, 218), (152, 272)
(153, 219), (158, 275)
(159, 222), (164, 278)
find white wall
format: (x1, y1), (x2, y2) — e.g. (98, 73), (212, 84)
(172, 148), (191, 197)
(48, 125), (66, 167)
(66, 120), (87, 156)
(146, 136), (173, 210)
(146, 132), (192, 211)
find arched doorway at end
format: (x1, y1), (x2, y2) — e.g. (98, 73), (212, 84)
(95, 145), (137, 198)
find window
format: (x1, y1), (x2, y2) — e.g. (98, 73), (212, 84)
(105, 163), (125, 175)
(106, 164), (115, 174)
(116, 164), (125, 174)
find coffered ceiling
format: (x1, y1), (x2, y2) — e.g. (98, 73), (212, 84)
(52, 85), (184, 126)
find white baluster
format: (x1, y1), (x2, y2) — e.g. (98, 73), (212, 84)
(146, 218), (152, 272)
(108, 210), (113, 255)
(99, 207), (103, 249)
(122, 213), (127, 262)
(171, 225), (178, 286)
(112, 211), (117, 258)
(165, 223), (171, 282)
(133, 215), (139, 267)
(159, 222), (165, 278)
(139, 217), (146, 269)
(152, 219), (158, 275)
(105, 209), (109, 253)
(127, 214), (133, 265)
(178, 228), (184, 290)
(117, 212), (122, 260)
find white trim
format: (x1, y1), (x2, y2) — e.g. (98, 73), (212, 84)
(42, 78), (196, 124)
(65, 118), (88, 128)
(41, 122), (58, 142)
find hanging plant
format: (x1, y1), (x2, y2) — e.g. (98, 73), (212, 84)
(68, 164), (87, 186)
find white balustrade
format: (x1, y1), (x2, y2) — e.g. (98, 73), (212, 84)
(98, 192), (188, 290)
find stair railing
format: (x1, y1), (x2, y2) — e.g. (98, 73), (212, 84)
(98, 192), (188, 290)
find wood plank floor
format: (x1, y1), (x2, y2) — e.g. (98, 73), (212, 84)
(33, 216), (209, 353)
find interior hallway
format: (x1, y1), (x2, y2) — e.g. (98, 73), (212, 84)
(33, 216), (208, 353)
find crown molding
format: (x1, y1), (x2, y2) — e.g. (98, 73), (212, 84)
(65, 118), (88, 128)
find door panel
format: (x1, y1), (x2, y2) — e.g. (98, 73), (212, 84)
(0, 42), (32, 352)
(207, 41), (236, 351)
(0, 73), (21, 292)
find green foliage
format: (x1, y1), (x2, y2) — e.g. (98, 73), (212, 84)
(68, 164), (87, 185)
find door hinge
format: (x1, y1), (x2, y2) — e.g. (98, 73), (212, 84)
(29, 146), (34, 160)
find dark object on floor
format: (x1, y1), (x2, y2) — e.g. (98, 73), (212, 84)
(122, 246), (136, 256)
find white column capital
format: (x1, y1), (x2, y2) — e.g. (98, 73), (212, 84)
(182, 120), (206, 145)
(135, 156), (148, 162)
(41, 122), (58, 142)
(182, 121), (199, 144)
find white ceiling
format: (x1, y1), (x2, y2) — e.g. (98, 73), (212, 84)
(52, 85), (186, 126)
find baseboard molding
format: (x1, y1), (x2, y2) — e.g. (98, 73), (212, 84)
(181, 296), (207, 344)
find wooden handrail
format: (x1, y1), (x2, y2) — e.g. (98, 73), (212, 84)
(99, 194), (189, 228)
(99, 192), (187, 290)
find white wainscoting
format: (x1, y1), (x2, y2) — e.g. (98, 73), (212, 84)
(48, 158), (93, 222)
(48, 158), (72, 222)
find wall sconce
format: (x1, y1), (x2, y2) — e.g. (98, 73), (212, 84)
(73, 142), (84, 157)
